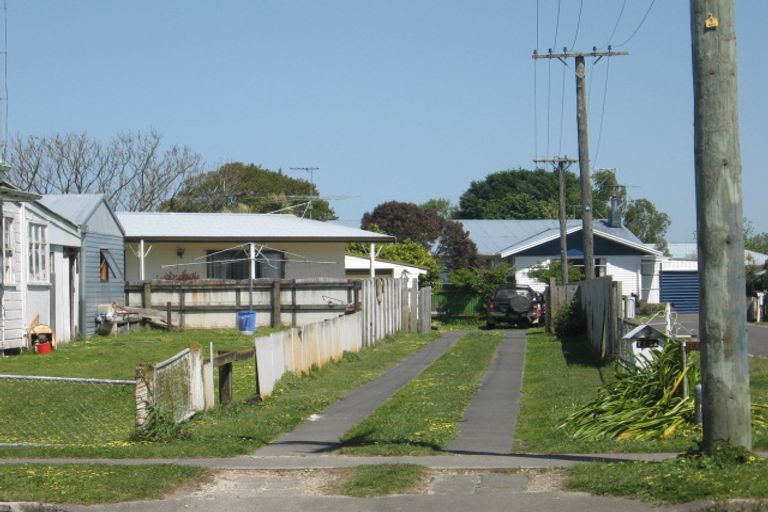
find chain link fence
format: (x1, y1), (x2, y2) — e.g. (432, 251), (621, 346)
(0, 374), (135, 446)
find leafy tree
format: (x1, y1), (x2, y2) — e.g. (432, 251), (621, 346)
(5, 130), (202, 211)
(624, 198), (671, 253)
(361, 201), (444, 247)
(527, 260), (585, 285)
(457, 168), (582, 220)
(456, 167), (630, 220)
(744, 220), (768, 256)
(448, 263), (512, 298)
(162, 162), (336, 220)
(347, 240), (440, 287)
(435, 219), (478, 271)
(420, 198), (458, 219)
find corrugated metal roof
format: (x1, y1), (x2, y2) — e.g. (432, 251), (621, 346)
(116, 212), (394, 242)
(668, 242), (768, 265)
(456, 219), (656, 256)
(39, 194), (107, 225)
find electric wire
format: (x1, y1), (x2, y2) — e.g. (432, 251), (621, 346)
(603, 0), (628, 48)
(569, 0), (584, 50)
(2, 0), (7, 160)
(533, 0), (540, 160)
(615, 0), (657, 48)
(557, 63), (566, 155)
(592, 57), (612, 167)
(546, 0), (563, 158)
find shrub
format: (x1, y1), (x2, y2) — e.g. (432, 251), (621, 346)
(131, 406), (190, 442)
(553, 298), (586, 338)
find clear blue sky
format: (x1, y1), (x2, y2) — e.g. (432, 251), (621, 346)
(7, 1), (767, 241)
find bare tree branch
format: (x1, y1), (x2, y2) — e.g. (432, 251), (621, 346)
(4, 131), (204, 211)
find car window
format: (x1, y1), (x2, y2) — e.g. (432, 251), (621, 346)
(495, 288), (531, 299)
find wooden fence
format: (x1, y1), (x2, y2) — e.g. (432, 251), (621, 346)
(125, 278), (362, 330)
(547, 276), (624, 360)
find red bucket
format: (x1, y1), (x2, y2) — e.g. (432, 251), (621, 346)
(35, 342), (52, 355)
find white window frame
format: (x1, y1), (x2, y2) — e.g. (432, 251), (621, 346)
(28, 222), (48, 283)
(2, 216), (14, 286)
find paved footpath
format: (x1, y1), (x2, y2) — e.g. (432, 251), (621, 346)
(253, 330), (466, 455)
(449, 329), (526, 455)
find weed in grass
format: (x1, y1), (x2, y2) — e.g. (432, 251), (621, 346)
(130, 406), (190, 442)
(568, 452), (768, 504)
(0, 464), (210, 504)
(338, 464), (427, 497)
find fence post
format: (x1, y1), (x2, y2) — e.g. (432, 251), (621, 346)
(166, 302), (173, 330)
(218, 351), (233, 406)
(135, 363), (154, 430)
(271, 280), (282, 328)
(188, 344), (205, 412)
(142, 282), (152, 309)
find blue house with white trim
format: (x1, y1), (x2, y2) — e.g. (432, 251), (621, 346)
(456, 218), (663, 301)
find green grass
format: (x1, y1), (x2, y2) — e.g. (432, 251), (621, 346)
(0, 328), (268, 379)
(338, 464), (427, 497)
(752, 356), (768, 449)
(515, 329), (768, 453)
(568, 455), (768, 504)
(339, 330), (502, 455)
(0, 464), (209, 504)
(0, 330), (439, 458)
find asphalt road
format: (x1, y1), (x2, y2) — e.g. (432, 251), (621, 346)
(671, 314), (768, 357)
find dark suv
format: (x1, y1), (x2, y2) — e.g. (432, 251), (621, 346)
(486, 284), (544, 328)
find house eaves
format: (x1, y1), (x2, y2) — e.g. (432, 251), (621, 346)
(498, 224), (662, 258)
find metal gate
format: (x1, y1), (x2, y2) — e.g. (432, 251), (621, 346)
(660, 270), (699, 313)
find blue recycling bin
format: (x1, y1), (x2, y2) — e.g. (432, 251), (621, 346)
(237, 311), (256, 335)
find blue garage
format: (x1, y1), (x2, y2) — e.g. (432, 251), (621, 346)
(660, 270), (699, 313)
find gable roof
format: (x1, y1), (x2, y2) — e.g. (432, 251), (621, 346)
(39, 194), (125, 235)
(116, 212), (395, 243)
(456, 219), (662, 257)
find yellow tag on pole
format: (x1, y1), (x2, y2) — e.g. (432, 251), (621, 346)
(705, 13), (719, 29)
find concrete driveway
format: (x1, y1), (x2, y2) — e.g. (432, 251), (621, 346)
(671, 314), (768, 358)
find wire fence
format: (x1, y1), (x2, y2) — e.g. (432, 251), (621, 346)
(152, 348), (195, 423)
(0, 374), (135, 446)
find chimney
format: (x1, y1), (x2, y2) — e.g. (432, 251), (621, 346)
(609, 194), (623, 228)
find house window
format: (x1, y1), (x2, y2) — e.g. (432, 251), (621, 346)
(28, 223), (48, 283)
(206, 249), (285, 279)
(2, 216), (14, 285)
(99, 249), (120, 281)
(569, 258), (606, 277)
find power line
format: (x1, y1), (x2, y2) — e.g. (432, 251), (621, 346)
(603, 0), (628, 48)
(592, 56), (612, 167)
(558, 63), (566, 154)
(569, 0), (584, 50)
(615, 0), (657, 48)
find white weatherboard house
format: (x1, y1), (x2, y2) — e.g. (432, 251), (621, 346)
(117, 212), (394, 282)
(344, 254), (428, 284)
(457, 218), (663, 301)
(0, 183), (83, 352)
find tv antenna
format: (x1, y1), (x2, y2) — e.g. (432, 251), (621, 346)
(289, 167), (319, 188)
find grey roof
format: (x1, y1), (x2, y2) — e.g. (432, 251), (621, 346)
(456, 219), (660, 257)
(39, 194), (109, 225)
(667, 242), (768, 265)
(116, 212), (395, 243)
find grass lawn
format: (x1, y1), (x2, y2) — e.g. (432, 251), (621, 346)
(515, 329), (768, 453)
(568, 454), (768, 503)
(0, 464), (209, 504)
(337, 464), (427, 497)
(339, 330), (502, 455)
(0, 329), (439, 458)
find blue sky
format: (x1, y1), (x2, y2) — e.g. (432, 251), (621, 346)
(7, 1), (767, 241)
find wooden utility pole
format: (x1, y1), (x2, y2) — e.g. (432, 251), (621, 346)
(691, 0), (751, 452)
(533, 48), (628, 280)
(535, 157), (577, 284)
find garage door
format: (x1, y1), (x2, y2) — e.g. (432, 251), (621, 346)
(660, 271), (699, 313)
